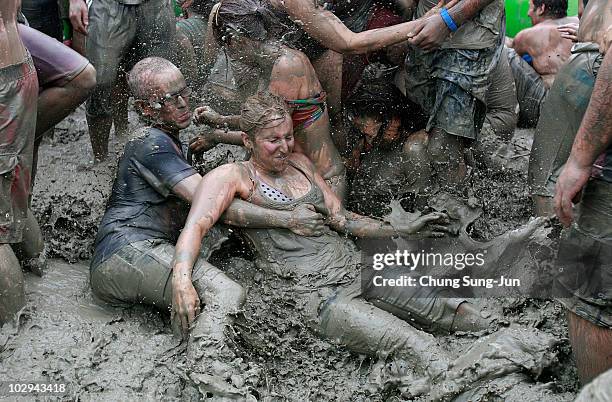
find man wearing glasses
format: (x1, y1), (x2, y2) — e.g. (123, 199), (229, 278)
(89, 57), (224, 312)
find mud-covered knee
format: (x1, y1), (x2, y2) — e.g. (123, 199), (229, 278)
(73, 64), (97, 95)
(427, 131), (462, 164)
(219, 280), (246, 311)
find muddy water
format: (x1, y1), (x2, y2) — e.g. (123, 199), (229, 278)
(0, 108), (581, 400)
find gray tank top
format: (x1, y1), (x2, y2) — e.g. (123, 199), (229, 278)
(240, 160), (360, 289)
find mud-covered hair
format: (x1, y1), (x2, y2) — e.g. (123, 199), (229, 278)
(533, 0), (568, 18)
(345, 79), (427, 131)
(240, 91), (290, 138)
(128, 57), (179, 100)
(213, 0), (283, 44)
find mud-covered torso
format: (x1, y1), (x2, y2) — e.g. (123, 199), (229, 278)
(415, 0), (504, 49)
(239, 160), (360, 288)
(91, 128), (196, 268)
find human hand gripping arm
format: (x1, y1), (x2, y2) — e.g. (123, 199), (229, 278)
(222, 201), (326, 236)
(280, 0), (457, 55)
(558, 23), (580, 42)
(408, 0), (495, 50)
(554, 45), (612, 226)
(69, 0), (89, 35)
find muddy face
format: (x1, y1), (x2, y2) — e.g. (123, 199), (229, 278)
(145, 69), (192, 131)
(246, 114), (294, 174)
(353, 114), (402, 146)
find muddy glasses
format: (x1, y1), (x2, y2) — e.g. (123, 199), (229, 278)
(150, 87), (192, 109)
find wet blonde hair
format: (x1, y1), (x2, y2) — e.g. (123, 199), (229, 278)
(239, 91), (290, 138)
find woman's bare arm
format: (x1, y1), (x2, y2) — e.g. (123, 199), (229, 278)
(277, 0), (422, 55)
(173, 164), (251, 278)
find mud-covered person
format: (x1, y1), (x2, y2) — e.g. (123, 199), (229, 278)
(402, 0), (504, 188)
(90, 57), (325, 398)
(67, 0), (180, 161)
(0, 0), (44, 325)
(171, 91), (522, 399)
(529, 0), (608, 216)
(552, 0), (612, 385)
(506, 0), (579, 127)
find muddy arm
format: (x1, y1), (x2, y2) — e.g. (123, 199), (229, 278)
(221, 199), (295, 229)
(173, 164), (252, 276)
(446, 0), (496, 27)
(280, 0), (425, 55)
(407, 0), (494, 50)
(555, 45), (612, 225)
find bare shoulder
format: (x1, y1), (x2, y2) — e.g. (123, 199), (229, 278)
(208, 162), (249, 182)
(274, 48), (310, 71)
(514, 24), (551, 50)
(204, 162), (254, 197)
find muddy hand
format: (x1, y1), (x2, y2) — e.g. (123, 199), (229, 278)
(554, 158), (590, 227)
(394, 212), (451, 236)
(408, 0), (458, 49)
(171, 277), (201, 339)
(557, 23), (579, 42)
(189, 133), (218, 153)
(287, 204), (326, 237)
(69, 0), (89, 35)
(194, 106), (223, 127)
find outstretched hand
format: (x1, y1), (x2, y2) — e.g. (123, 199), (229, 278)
(408, 0), (460, 50)
(171, 275), (201, 339)
(287, 204), (326, 237)
(554, 159), (590, 227)
(391, 211), (454, 237)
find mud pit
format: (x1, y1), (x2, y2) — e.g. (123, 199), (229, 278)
(0, 108), (581, 400)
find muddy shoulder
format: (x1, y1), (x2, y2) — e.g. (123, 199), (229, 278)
(0, 109), (579, 400)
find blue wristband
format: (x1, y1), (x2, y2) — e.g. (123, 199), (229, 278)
(440, 7), (458, 32)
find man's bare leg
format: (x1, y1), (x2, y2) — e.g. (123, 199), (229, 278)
(311, 50), (343, 117)
(0, 245), (25, 325)
(35, 64), (96, 137)
(311, 50), (353, 157)
(111, 70), (130, 141)
(87, 113), (114, 162)
(567, 311), (612, 385)
(10, 209), (45, 276)
(32, 64), (96, 180)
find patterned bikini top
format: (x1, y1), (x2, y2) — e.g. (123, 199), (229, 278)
(243, 160), (326, 212)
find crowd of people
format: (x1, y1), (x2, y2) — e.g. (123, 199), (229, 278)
(0, 0), (610, 399)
